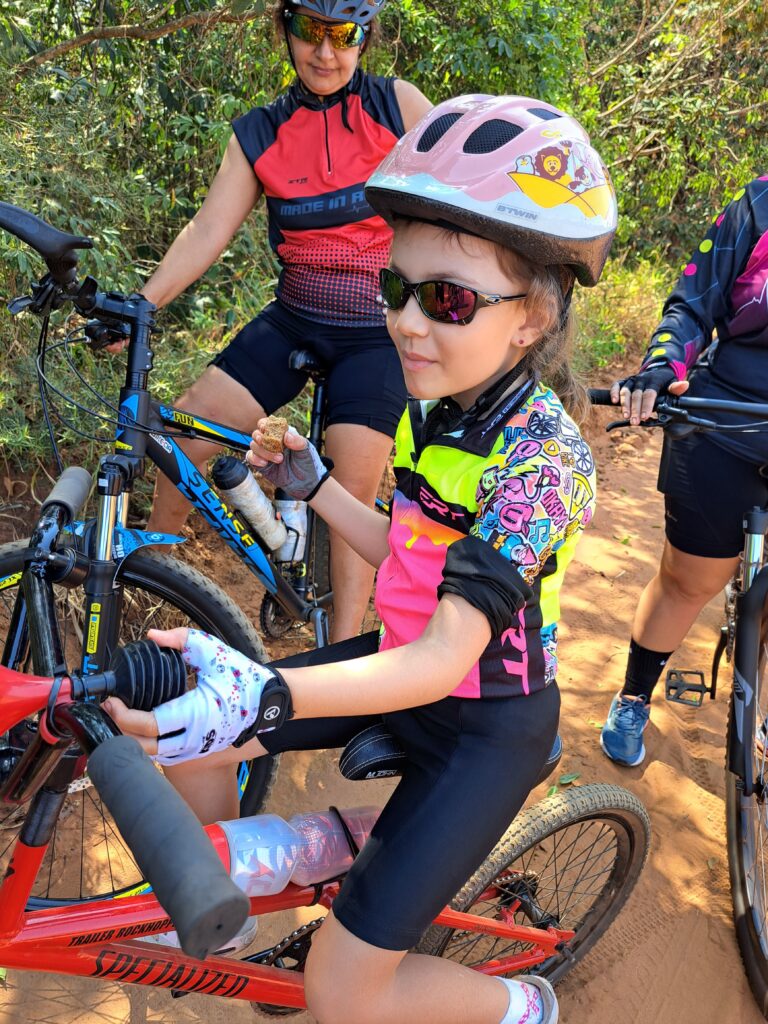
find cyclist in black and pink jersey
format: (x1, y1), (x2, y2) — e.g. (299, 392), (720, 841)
(139, 0), (431, 642)
(107, 94), (618, 1024)
(601, 176), (768, 766)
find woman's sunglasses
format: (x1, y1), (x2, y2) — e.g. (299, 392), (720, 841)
(379, 268), (528, 326)
(284, 11), (366, 49)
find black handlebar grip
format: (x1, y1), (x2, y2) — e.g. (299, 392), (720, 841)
(41, 467), (93, 522)
(588, 388), (615, 406)
(87, 736), (249, 959)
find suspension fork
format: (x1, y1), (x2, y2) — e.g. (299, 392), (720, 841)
(729, 508), (768, 796)
(80, 455), (140, 674)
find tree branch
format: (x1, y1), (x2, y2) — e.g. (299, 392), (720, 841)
(14, 6), (263, 78)
(588, 0), (681, 80)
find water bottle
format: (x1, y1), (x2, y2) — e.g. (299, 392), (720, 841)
(289, 806), (379, 886)
(273, 487), (308, 562)
(212, 456), (287, 552)
(218, 806), (380, 897)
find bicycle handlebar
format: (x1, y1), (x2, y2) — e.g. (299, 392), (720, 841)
(0, 202), (92, 288)
(87, 735), (249, 959)
(587, 388), (614, 406)
(589, 387), (768, 430)
(41, 467), (93, 524)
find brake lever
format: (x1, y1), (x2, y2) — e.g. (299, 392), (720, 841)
(84, 318), (130, 350)
(8, 274), (67, 317)
(605, 417), (661, 432)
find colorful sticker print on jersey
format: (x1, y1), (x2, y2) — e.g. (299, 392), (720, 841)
(375, 384), (596, 699)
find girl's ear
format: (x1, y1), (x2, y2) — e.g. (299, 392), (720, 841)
(514, 308), (548, 349)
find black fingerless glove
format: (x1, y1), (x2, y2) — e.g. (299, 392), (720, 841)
(619, 362), (679, 399)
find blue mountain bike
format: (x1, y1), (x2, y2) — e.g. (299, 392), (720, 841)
(0, 202), (340, 906)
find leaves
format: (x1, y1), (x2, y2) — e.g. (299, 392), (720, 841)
(0, 0), (763, 470)
(558, 773), (581, 786)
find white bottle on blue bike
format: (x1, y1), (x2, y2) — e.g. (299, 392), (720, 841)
(273, 488), (308, 562)
(212, 457), (288, 552)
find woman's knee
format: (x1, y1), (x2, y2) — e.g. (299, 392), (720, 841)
(657, 546), (736, 606)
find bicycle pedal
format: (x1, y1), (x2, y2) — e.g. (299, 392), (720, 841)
(665, 668), (714, 707)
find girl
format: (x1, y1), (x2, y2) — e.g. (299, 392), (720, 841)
(139, 0), (431, 643)
(106, 94), (617, 1024)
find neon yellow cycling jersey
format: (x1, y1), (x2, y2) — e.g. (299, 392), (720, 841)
(375, 376), (596, 698)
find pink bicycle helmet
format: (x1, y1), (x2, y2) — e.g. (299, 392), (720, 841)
(365, 94), (617, 286)
(284, 0), (389, 26)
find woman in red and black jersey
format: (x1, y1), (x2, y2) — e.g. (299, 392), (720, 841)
(140, 1), (431, 642)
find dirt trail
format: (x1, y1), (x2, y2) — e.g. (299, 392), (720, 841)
(0, 414), (763, 1023)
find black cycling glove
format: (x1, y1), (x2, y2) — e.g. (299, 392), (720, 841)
(618, 362), (679, 399)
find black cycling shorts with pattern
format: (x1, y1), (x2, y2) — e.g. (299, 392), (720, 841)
(210, 298), (407, 439)
(261, 632), (561, 951)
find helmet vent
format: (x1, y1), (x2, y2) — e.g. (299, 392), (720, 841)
(416, 113), (464, 152)
(528, 107), (564, 121)
(463, 119), (523, 154)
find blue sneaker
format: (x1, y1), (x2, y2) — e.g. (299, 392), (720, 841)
(600, 693), (650, 766)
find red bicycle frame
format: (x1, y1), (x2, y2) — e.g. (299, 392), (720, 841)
(0, 663), (575, 1009)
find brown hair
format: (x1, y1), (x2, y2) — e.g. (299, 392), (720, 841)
(437, 228), (589, 423)
(494, 246), (589, 423)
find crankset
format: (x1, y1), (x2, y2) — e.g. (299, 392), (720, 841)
(249, 918), (324, 1018)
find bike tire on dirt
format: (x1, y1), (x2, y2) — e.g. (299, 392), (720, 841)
(725, 613), (768, 1018)
(0, 541), (277, 905)
(416, 783), (650, 983)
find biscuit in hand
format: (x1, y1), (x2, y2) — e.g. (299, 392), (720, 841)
(261, 415), (289, 453)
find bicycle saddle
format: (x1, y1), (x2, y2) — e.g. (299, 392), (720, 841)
(289, 349), (329, 376)
(340, 723), (563, 788)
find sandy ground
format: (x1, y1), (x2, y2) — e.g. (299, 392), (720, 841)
(0, 412), (763, 1024)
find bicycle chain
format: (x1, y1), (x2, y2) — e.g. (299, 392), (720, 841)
(250, 918), (324, 1018)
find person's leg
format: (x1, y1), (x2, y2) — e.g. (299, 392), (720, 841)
(324, 422), (394, 641)
(305, 911), (521, 1024)
(602, 436), (765, 765)
(147, 366), (266, 536)
(629, 540), (738, 674)
(305, 689), (560, 1024)
(321, 331), (405, 641)
(601, 544), (737, 767)
(148, 302), (309, 536)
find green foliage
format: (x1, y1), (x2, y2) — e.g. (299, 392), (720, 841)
(385, 0), (590, 105)
(574, 256), (675, 370)
(0, 0), (765, 468)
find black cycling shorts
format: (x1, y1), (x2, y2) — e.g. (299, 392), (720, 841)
(261, 632), (561, 951)
(210, 299), (407, 439)
(659, 431), (768, 558)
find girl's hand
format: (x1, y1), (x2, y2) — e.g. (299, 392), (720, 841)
(247, 421), (330, 500)
(102, 627), (189, 754)
(247, 418), (307, 467)
(102, 629), (283, 764)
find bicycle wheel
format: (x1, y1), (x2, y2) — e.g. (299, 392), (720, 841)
(725, 611), (768, 1014)
(416, 784), (650, 983)
(0, 541), (277, 905)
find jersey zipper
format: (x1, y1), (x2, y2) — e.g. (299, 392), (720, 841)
(322, 108), (332, 175)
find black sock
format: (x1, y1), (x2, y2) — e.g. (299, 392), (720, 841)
(621, 639), (674, 701)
